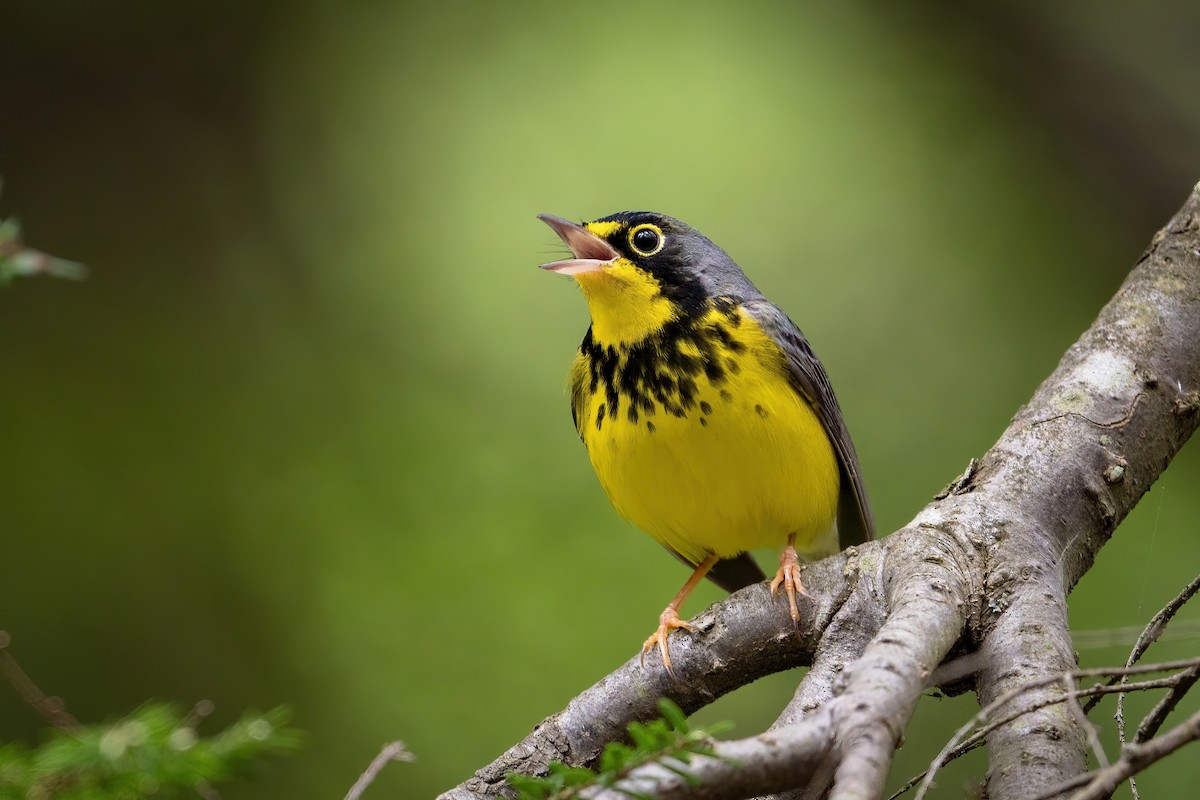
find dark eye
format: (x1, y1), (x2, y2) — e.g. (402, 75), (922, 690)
(629, 225), (664, 256)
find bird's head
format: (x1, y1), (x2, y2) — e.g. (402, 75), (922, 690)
(539, 211), (755, 345)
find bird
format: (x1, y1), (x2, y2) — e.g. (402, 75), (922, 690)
(538, 211), (875, 673)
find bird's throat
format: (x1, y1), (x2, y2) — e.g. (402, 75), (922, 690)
(575, 266), (679, 346)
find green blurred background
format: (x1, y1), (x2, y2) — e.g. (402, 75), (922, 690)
(2, 2), (1199, 797)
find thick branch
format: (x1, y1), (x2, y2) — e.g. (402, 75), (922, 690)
(828, 529), (973, 800)
(584, 713), (834, 800)
(762, 557), (883, 800)
(973, 543), (1085, 798)
(437, 182), (1200, 800)
(899, 181), (1200, 799)
(772, 548), (884, 731)
(439, 552), (865, 799)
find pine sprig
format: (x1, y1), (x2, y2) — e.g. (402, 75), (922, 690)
(0, 703), (300, 800)
(506, 699), (731, 800)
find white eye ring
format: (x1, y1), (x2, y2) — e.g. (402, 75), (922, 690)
(628, 224), (665, 257)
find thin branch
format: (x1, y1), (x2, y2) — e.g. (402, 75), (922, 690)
(1112, 572), (1200, 798)
(887, 674), (1186, 800)
(1126, 573), (1200, 666)
(0, 630), (80, 730)
(1030, 706), (1200, 800)
(914, 659), (1200, 799)
(1115, 573), (1200, 738)
(344, 741), (415, 800)
(1063, 675), (1109, 769)
(1135, 663), (1200, 743)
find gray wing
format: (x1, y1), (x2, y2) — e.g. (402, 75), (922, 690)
(742, 299), (876, 547)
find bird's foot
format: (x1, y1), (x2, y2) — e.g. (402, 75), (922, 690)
(640, 606), (697, 675)
(770, 539), (810, 625)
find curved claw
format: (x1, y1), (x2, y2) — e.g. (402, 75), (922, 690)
(770, 536), (811, 625)
(640, 607), (698, 675)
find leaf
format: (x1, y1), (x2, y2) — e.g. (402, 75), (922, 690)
(506, 703), (734, 800)
(1, 703), (298, 798)
(600, 742), (634, 774)
(627, 721), (655, 751)
(505, 772), (552, 799)
(656, 699), (689, 733)
(547, 762), (596, 786)
(698, 719), (734, 737)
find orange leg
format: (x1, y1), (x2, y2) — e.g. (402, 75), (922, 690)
(770, 533), (810, 624)
(641, 554), (718, 675)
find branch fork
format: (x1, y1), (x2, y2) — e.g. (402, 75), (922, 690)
(438, 182), (1200, 800)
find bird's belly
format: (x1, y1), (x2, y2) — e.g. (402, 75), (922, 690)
(581, 369), (840, 565)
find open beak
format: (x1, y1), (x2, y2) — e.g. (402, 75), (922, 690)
(537, 214), (620, 275)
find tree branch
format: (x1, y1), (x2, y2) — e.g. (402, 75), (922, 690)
(763, 554), (884, 800)
(889, 669), (1196, 800)
(436, 181), (1200, 800)
(1034, 706), (1200, 800)
(439, 552), (864, 799)
(971, 549), (1085, 799)
(829, 528), (973, 800)
(583, 714), (834, 800)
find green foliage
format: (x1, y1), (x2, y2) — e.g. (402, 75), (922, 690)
(506, 699), (730, 800)
(0, 704), (299, 800)
(4, 4), (1200, 798)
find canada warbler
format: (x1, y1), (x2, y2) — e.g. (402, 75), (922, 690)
(539, 211), (875, 672)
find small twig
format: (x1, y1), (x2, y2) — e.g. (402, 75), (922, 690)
(1128, 573), (1200, 664)
(1026, 770), (1094, 800)
(1082, 573), (1200, 716)
(1029, 706), (1200, 800)
(911, 659), (1200, 800)
(1135, 663), (1200, 743)
(887, 674), (1184, 800)
(1113, 572), (1200, 799)
(1063, 675), (1108, 769)
(0, 630), (80, 730)
(344, 741), (415, 800)
(183, 699), (216, 730)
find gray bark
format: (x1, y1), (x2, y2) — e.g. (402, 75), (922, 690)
(437, 181), (1200, 800)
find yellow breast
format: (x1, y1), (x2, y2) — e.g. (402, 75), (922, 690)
(570, 301), (840, 566)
